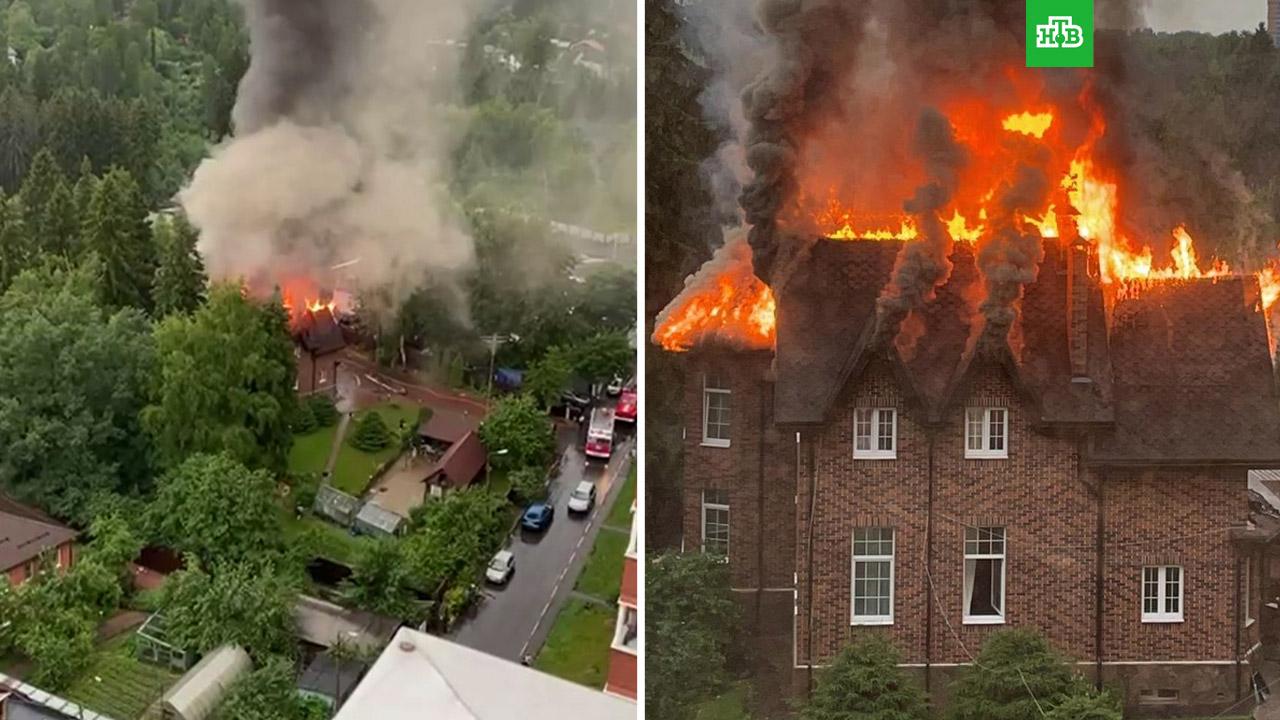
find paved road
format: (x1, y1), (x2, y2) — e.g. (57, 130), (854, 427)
(451, 416), (634, 662)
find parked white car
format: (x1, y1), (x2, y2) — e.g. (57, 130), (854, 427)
(485, 549), (515, 584)
(567, 481), (597, 514)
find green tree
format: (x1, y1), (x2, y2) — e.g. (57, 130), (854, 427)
(17, 148), (75, 257)
(571, 330), (633, 385)
(143, 284), (297, 474)
(350, 411), (392, 452)
(147, 453), (284, 567)
(152, 212), (207, 316)
(947, 629), (1084, 720)
(291, 400), (318, 434)
(477, 395), (554, 472)
(647, 551), (739, 720)
(159, 558), (300, 659)
(307, 393), (339, 427)
(213, 657), (322, 720)
(0, 191), (31, 291)
(14, 607), (96, 690)
(72, 157), (96, 220)
(0, 261), (154, 518)
(1044, 689), (1122, 720)
(0, 87), (38, 192)
(402, 489), (508, 596)
(508, 465), (546, 503)
(83, 167), (156, 310)
(524, 345), (572, 407)
(340, 539), (422, 620)
(44, 182), (80, 258)
(801, 637), (931, 720)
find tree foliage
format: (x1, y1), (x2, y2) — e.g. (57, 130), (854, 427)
(523, 345), (573, 407)
(0, 261), (154, 518)
(402, 489), (509, 597)
(213, 657), (327, 720)
(571, 331), (632, 383)
(307, 393), (339, 427)
(147, 453), (284, 567)
(340, 539), (423, 621)
(1044, 688), (1122, 720)
(158, 558), (301, 659)
(647, 551), (739, 720)
(143, 284), (297, 474)
(152, 212), (206, 316)
(350, 411), (392, 452)
(801, 636), (931, 720)
(478, 394), (555, 472)
(947, 629), (1085, 720)
(509, 465), (547, 503)
(83, 166), (155, 311)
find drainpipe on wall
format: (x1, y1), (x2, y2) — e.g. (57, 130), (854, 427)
(924, 429), (935, 693)
(756, 379), (767, 636)
(805, 435), (818, 695)
(1090, 444), (1104, 690)
(1236, 555), (1243, 703)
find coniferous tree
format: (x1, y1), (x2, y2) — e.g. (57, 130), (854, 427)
(152, 213), (207, 316)
(800, 637), (930, 720)
(72, 157), (96, 221)
(44, 182), (79, 258)
(350, 411), (391, 452)
(19, 149), (77, 258)
(0, 192), (31, 292)
(83, 167), (156, 311)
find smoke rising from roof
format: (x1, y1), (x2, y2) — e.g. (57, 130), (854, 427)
(181, 0), (477, 308)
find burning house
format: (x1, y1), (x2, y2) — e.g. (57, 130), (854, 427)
(654, 3), (1280, 715)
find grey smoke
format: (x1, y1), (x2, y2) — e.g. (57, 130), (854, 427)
(181, 0), (477, 309)
(977, 161), (1051, 340)
(875, 108), (967, 346)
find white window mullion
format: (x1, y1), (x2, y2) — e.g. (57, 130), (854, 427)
(852, 528), (895, 625)
(1141, 565), (1184, 623)
(854, 408), (897, 460)
(965, 407), (1008, 459)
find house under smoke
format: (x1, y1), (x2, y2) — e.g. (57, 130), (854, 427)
(673, 237), (1280, 717)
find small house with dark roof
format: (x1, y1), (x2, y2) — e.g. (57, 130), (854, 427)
(673, 237), (1280, 718)
(424, 430), (487, 490)
(0, 494), (77, 586)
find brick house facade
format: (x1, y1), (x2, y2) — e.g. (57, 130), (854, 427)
(672, 238), (1280, 717)
(1, 494), (77, 586)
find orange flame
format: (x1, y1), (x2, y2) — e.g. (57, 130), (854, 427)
(652, 237), (777, 352)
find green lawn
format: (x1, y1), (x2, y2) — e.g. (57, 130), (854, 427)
(605, 467), (636, 528)
(288, 423), (339, 476)
(695, 682), (752, 720)
(63, 634), (182, 720)
(533, 599), (615, 689)
(575, 528), (629, 601)
(330, 402), (421, 496)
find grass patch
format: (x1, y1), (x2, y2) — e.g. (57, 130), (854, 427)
(575, 528), (628, 601)
(487, 468), (512, 500)
(288, 424), (339, 477)
(605, 466), (636, 528)
(63, 633), (182, 720)
(280, 508), (372, 565)
(695, 682), (752, 720)
(533, 599), (614, 689)
(329, 402), (421, 496)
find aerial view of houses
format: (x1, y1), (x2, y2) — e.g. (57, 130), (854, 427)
(0, 1), (637, 719)
(646, 1), (1280, 719)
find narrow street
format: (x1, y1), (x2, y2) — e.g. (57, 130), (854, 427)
(451, 415), (634, 662)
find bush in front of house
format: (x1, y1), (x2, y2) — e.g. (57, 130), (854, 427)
(307, 394), (339, 427)
(1045, 688), (1122, 720)
(799, 635), (930, 720)
(509, 465), (547, 504)
(350, 411), (391, 451)
(947, 629), (1084, 720)
(291, 401), (317, 433)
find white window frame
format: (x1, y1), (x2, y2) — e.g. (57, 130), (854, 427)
(963, 526), (1006, 625)
(702, 375), (731, 448)
(965, 407), (1008, 459)
(854, 408), (897, 460)
(851, 528), (895, 625)
(1141, 565), (1184, 623)
(611, 605), (638, 654)
(701, 490), (730, 556)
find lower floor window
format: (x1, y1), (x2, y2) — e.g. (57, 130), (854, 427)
(963, 526), (1005, 623)
(1141, 565), (1183, 622)
(851, 528), (894, 624)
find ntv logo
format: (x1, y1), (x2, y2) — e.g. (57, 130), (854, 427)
(1035, 16), (1085, 49)
(1026, 0), (1093, 67)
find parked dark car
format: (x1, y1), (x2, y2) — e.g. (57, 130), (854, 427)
(521, 503), (555, 531)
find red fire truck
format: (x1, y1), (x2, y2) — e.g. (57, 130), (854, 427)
(584, 407), (616, 460)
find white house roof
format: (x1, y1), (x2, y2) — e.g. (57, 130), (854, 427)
(333, 628), (634, 720)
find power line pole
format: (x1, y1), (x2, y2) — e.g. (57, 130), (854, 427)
(481, 334), (517, 408)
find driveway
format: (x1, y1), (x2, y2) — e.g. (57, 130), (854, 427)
(450, 421), (634, 662)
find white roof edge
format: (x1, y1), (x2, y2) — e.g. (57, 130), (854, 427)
(0, 671), (121, 720)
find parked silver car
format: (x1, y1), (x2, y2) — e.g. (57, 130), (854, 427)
(567, 481), (597, 514)
(485, 549), (515, 584)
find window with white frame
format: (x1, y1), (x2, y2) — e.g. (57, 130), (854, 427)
(1141, 565), (1183, 623)
(702, 374), (731, 447)
(964, 526), (1005, 623)
(702, 490), (729, 556)
(965, 407), (1008, 459)
(851, 528), (895, 624)
(854, 408), (897, 459)
(612, 605), (638, 653)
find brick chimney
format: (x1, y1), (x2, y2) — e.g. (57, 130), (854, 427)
(1066, 238), (1092, 379)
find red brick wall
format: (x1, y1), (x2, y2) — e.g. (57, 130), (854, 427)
(4, 541), (75, 586)
(606, 649), (638, 699)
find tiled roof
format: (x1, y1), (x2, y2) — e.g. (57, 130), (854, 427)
(0, 495), (77, 573)
(771, 238), (1280, 464)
